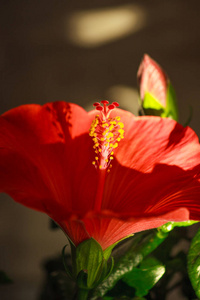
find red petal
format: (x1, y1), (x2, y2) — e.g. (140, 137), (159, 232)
(59, 207), (189, 250)
(102, 110), (200, 221)
(1, 103), (200, 250)
(0, 102), (98, 217)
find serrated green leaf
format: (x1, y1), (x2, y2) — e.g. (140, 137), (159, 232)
(76, 238), (104, 288)
(187, 228), (200, 298)
(122, 257), (165, 297)
(91, 231), (168, 299)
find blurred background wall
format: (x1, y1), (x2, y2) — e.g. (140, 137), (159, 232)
(0, 0), (200, 299)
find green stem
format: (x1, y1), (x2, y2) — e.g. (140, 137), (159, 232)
(77, 288), (89, 300)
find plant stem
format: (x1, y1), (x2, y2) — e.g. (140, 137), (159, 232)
(77, 288), (89, 300)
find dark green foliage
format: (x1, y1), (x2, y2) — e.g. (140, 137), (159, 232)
(188, 228), (200, 299)
(0, 271), (13, 285)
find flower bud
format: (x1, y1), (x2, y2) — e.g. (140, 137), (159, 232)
(137, 54), (178, 121)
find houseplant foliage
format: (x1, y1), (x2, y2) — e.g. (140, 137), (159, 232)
(1, 54), (200, 299)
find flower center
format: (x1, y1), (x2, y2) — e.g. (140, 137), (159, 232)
(89, 100), (124, 171)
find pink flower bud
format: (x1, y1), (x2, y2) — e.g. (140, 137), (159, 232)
(137, 54), (168, 107)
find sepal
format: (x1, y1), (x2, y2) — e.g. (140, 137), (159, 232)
(75, 238), (114, 289)
(142, 82), (178, 121)
(62, 245), (73, 280)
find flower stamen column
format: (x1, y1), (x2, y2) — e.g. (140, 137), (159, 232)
(89, 100), (124, 211)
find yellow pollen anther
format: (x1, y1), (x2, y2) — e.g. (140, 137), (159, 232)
(110, 121), (116, 125)
(118, 122), (124, 128)
(118, 129), (124, 134)
(107, 132), (113, 138)
(89, 102), (125, 170)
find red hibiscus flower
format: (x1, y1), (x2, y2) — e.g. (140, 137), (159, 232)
(0, 101), (200, 250)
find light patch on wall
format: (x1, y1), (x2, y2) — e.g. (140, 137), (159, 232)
(84, 85), (140, 114)
(66, 5), (146, 48)
(106, 85), (140, 115)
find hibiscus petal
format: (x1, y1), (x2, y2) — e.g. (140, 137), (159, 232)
(59, 207), (189, 250)
(1, 102), (200, 251)
(0, 102), (97, 217)
(103, 111), (200, 220)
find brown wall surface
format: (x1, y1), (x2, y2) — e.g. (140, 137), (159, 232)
(0, 1), (200, 299)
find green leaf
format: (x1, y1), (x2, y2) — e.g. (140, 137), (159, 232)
(91, 230), (168, 299)
(160, 220), (198, 233)
(122, 257), (165, 297)
(187, 228), (200, 298)
(76, 238), (104, 288)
